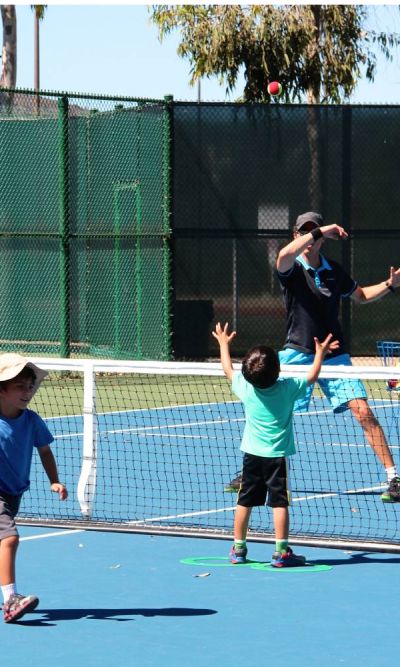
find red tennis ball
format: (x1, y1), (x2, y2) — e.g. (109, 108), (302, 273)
(268, 81), (282, 96)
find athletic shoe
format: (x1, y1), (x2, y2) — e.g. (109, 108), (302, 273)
(229, 545), (248, 564)
(381, 476), (400, 502)
(3, 594), (39, 623)
(224, 473), (242, 493)
(271, 547), (306, 568)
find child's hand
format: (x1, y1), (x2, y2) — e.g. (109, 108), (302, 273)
(212, 322), (236, 345)
(314, 333), (340, 355)
(51, 482), (68, 501)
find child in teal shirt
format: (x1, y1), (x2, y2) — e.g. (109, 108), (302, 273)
(213, 323), (338, 567)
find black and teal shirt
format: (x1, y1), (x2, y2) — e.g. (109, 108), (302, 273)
(277, 254), (357, 356)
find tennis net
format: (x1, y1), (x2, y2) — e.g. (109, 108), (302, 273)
(16, 358), (400, 553)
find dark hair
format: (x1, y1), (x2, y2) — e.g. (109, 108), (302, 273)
(0, 366), (36, 391)
(241, 345), (280, 389)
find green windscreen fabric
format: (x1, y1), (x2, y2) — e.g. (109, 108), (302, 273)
(0, 92), (171, 360)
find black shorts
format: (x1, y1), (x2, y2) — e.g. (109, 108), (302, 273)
(0, 491), (21, 540)
(237, 453), (290, 508)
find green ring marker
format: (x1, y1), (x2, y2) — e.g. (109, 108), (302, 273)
(180, 557), (332, 573)
(251, 562), (332, 573)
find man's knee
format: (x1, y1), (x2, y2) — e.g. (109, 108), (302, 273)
(349, 399), (377, 423)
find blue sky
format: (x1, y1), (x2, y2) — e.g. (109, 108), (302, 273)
(11, 3), (400, 103)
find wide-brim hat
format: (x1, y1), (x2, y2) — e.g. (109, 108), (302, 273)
(0, 353), (47, 394)
(294, 211), (324, 231)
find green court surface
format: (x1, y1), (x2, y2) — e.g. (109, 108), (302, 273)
(30, 372), (233, 417)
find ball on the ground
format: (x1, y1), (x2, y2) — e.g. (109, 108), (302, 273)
(268, 81), (282, 97)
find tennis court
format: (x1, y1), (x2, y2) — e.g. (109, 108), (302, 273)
(2, 360), (399, 663)
(3, 526), (400, 666)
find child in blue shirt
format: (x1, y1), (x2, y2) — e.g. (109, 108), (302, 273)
(0, 353), (68, 623)
(213, 323), (338, 567)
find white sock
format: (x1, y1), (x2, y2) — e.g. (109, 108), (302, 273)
(385, 466), (398, 482)
(1, 583), (16, 603)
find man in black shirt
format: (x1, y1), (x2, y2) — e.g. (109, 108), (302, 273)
(226, 212), (400, 502)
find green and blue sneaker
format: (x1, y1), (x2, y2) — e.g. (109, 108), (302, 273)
(271, 547), (306, 568)
(229, 545), (248, 564)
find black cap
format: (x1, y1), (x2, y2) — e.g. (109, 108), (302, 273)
(294, 212), (324, 231)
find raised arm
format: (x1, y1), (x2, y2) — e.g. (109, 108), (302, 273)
(276, 224), (348, 273)
(351, 266), (400, 303)
(306, 334), (340, 385)
(212, 322), (236, 381)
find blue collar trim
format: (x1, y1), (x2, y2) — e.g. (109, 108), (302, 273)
(297, 254), (332, 274)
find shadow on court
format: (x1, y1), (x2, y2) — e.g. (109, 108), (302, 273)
(312, 552), (400, 566)
(16, 607), (218, 627)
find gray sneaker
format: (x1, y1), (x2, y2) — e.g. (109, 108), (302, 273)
(224, 473), (242, 493)
(3, 594), (39, 623)
(381, 477), (400, 503)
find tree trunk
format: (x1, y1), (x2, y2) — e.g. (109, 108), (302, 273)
(306, 5), (322, 211)
(34, 9), (41, 114)
(34, 10), (40, 92)
(306, 104), (322, 211)
(1, 6), (17, 88)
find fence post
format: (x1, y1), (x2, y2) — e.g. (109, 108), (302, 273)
(341, 106), (352, 350)
(163, 95), (174, 360)
(58, 94), (71, 358)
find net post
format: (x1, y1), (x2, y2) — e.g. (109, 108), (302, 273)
(77, 361), (97, 517)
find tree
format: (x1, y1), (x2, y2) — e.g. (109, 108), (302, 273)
(151, 5), (400, 208)
(1, 5), (17, 89)
(150, 5), (400, 104)
(31, 5), (47, 92)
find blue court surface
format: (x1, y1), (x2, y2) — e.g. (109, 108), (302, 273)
(2, 525), (399, 666)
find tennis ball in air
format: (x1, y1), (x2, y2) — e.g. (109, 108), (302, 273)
(267, 81), (282, 97)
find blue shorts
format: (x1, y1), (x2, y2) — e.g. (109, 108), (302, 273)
(278, 349), (367, 413)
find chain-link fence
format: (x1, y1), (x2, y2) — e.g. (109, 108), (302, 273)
(0, 89), (172, 359)
(1, 93), (399, 360)
(172, 103), (400, 358)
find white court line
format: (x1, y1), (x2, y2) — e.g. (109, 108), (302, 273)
(44, 399), (240, 423)
(49, 401), (399, 441)
(330, 442), (400, 450)
(20, 529), (85, 542)
(138, 433), (214, 440)
(293, 483), (386, 502)
(106, 417), (244, 436)
(126, 505), (236, 524)
(126, 481), (387, 525)
(51, 416), (244, 440)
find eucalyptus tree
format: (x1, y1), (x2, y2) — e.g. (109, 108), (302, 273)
(151, 5), (400, 207)
(31, 5), (47, 92)
(151, 5), (400, 103)
(1, 5), (17, 88)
